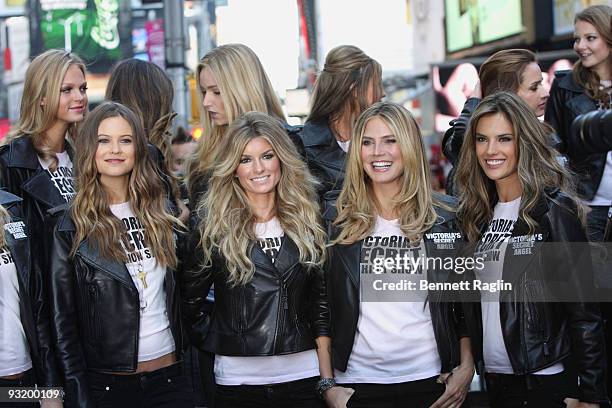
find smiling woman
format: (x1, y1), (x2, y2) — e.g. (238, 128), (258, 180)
(182, 111), (329, 407)
(46, 102), (190, 408)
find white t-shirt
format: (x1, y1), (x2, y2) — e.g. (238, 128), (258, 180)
(109, 202), (175, 362)
(38, 151), (76, 202)
(587, 151), (612, 206)
(335, 216), (441, 384)
(0, 244), (32, 376)
(475, 197), (562, 375)
(336, 139), (350, 153)
(214, 217), (319, 386)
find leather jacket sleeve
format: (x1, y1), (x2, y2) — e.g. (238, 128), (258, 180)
(179, 229), (215, 351)
(48, 217), (93, 408)
(442, 97), (480, 166)
(309, 265), (330, 338)
(549, 200), (607, 403)
(545, 77), (569, 153)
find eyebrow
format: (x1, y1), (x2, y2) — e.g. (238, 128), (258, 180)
(97, 133), (133, 137)
(363, 134), (395, 139)
(476, 132), (513, 138)
(241, 149), (274, 158)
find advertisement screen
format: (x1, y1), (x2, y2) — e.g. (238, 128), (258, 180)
(553, 0), (610, 35)
(30, 0), (131, 72)
(445, 0), (523, 53)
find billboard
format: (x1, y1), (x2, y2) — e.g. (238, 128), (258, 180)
(553, 0), (612, 35)
(444, 0), (523, 53)
(29, 0), (131, 73)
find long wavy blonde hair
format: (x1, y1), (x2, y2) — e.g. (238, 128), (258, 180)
(456, 92), (582, 242)
(70, 102), (182, 268)
(333, 102), (439, 245)
(188, 44), (285, 198)
(6, 49), (86, 171)
(197, 112), (326, 286)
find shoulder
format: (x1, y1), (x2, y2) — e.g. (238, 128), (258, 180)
(300, 120), (334, 148)
(0, 189), (22, 208)
(0, 136), (39, 169)
(552, 70), (582, 93)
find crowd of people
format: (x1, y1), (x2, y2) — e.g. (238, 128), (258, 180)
(1, 4), (612, 408)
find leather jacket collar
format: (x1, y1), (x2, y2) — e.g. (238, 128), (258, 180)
(251, 236), (299, 278)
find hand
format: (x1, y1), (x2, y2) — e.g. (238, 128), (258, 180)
(429, 364), (474, 408)
(469, 80), (482, 99)
(40, 398), (63, 408)
(323, 386), (354, 408)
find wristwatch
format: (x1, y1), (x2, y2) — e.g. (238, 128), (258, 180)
(316, 377), (337, 397)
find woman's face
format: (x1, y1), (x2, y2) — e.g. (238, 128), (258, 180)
(516, 62), (549, 117)
(360, 116), (404, 190)
(95, 116), (135, 186)
(475, 113), (519, 187)
(235, 136), (281, 202)
(574, 19), (612, 78)
(199, 67), (228, 126)
(55, 64), (87, 125)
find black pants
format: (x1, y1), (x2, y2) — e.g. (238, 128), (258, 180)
(215, 376), (324, 408)
(0, 369), (37, 408)
(88, 362), (194, 408)
(485, 371), (573, 408)
(341, 376), (447, 408)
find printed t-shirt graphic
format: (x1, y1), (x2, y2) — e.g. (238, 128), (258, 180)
(38, 151), (75, 202)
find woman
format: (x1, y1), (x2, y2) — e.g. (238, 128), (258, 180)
(456, 91), (606, 407)
(182, 112), (329, 407)
(187, 43), (304, 208)
(105, 58), (189, 222)
(443, 49), (551, 196)
(0, 191), (60, 408)
(0, 49), (86, 272)
(48, 102), (190, 408)
(301, 45), (383, 198)
(322, 101), (474, 408)
(545, 4), (612, 242)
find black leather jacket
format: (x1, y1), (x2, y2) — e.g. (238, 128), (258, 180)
(0, 190), (58, 386)
(300, 120), (347, 199)
(47, 209), (184, 408)
(478, 190), (606, 403)
(570, 110), (612, 242)
(324, 194), (474, 374)
(545, 70), (604, 201)
(181, 233), (330, 357)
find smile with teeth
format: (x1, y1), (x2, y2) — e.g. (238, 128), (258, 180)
(371, 161), (392, 170)
(486, 159), (505, 166)
(251, 175), (269, 182)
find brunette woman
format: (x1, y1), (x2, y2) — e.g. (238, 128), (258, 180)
(105, 58), (189, 222)
(187, 43), (304, 207)
(301, 45), (383, 198)
(443, 48), (552, 195)
(48, 102), (190, 408)
(457, 92), (606, 407)
(546, 5), (612, 242)
(322, 102), (474, 408)
(182, 112), (329, 407)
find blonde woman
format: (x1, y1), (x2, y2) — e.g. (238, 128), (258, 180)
(301, 45), (383, 197)
(457, 92), (605, 407)
(323, 102), (474, 408)
(48, 102), (190, 408)
(182, 112), (328, 407)
(187, 43), (304, 208)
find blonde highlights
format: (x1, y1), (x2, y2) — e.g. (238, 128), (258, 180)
(334, 102), (438, 245)
(70, 102), (182, 268)
(7, 49), (86, 170)
(0, 205), (10, 249)
(188, 44), (285, 196)
(196, 112), (326, 286)
(456, 92), (581, 242)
